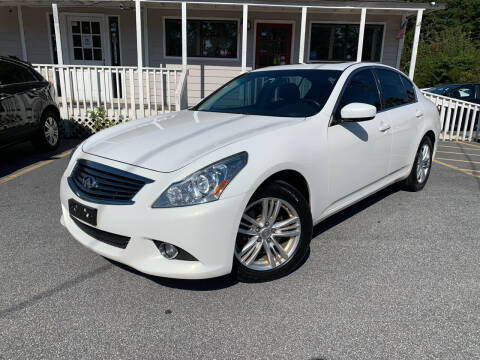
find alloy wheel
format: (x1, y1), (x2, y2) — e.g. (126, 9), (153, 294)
(416, 143), (431, 184)
(44, 116), (59, 146)
(235, 197), (301, 271)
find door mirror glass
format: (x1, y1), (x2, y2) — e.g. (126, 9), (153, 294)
(340, 103), (376, 122)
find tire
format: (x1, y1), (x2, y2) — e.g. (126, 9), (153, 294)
(402, 136), (433, 192)
(232, 181), (313, 282)
(32, 110), (61, 151)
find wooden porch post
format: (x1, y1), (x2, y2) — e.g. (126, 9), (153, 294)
(17, 5), (27, 61)
(182, 2), (187, 71)
(135, 0), (145, 117)
(298, 6), (307, 64)
(52, 3), (63, 65)
(409, 9), (423, 80)
(396, 15), (407, 69)
(241, 4), (248, 72)
(143, 7), (149, 67)
(356, 8), (367, 62)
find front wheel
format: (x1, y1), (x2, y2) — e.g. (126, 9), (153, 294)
(402, 136), (433, 192)
(233, 181), (312, 282)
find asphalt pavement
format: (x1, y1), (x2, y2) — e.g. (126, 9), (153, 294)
(0, 140), (479, 359)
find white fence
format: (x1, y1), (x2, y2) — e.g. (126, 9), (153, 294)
(421, 90), (480, 142)
(34, 64), (186, 134)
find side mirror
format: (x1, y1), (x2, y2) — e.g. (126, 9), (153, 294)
(340, 103), (377, 122)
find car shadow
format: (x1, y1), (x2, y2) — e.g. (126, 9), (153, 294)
(0, 138), (81, 178)
(312, 182), (401, 238)
(104, 258), (239, 291)
(105, 184), (402, 291)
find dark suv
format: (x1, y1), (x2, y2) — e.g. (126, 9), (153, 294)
(0, 56), (61, 151)
(427, 83), (480, 105)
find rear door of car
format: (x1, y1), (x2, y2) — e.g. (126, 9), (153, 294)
(0, 60), (22, 144)
(373, 68), (420, 174)
(327, 68), (392, 205)
(0, 60), (43, 144)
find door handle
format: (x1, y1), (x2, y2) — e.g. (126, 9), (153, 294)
(416, 110), (424, 118)
(379, 123), (391, 132)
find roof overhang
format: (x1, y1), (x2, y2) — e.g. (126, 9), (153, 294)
(3, 0), (446, 13)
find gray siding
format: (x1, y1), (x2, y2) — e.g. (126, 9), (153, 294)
(17, 6), (138, 65)
(4, 5), (403, 106)
(0, 7), (23, 58)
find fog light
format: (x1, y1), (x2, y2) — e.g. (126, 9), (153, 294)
(159, 243), (178, 259)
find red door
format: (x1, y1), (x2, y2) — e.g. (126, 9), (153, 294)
(255, 23), (292, 69)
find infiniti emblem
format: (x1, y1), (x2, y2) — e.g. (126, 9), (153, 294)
(82, 175), (97, 189)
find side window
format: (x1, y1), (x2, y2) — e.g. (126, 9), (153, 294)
(338, 69), (381, 116)
(375, 69), (408, 109)
(400, 75), (417, 103)
(0, 61), (37, 85)
(450, 85), (475, 101)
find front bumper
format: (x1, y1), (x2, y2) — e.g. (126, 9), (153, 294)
(60, 155), (248, 279)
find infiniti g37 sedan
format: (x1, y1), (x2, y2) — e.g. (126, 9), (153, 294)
(60, 63), (440, 282)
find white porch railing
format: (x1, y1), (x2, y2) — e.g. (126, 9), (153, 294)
(421, 90), (480, 142)
(34, 64), (185, 133)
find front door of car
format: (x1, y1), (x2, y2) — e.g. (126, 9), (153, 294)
(327, 69), (392, 206)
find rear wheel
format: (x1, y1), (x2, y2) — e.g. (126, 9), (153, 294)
(402, 136), (433, 192)
(32, 110), (61, 151)
(233, 181), (312, 282)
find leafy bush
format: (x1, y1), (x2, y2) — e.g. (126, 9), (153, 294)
(401, 0), (480, 88)
(405, 28), (480, 88)
(88, 107), (116, 132)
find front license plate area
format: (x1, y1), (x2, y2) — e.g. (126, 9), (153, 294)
(69, 199), (97, 226)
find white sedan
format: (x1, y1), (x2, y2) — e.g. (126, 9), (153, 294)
(60, 63), (440, 282)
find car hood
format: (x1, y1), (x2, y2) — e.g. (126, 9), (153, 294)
(82, 110), (300, 173)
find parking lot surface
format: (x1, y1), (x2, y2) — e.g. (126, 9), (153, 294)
(0, 140), (479, 359)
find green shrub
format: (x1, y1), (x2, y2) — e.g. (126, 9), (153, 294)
(89, 107), (116, 132)
(405, 28), (480, 88)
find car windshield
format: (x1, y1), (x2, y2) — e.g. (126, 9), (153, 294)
(192, 69), (342, 117)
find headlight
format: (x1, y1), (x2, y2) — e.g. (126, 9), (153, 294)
(152, 152), (248, 208)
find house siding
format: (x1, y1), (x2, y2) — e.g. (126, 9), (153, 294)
(6, 5), (403, 107)
(19, 6), (139, 66)
(146, 8), (403, 105)
(0, 7), (23, 59)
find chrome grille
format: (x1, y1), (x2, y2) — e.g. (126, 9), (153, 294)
(68, 159), (153, 205)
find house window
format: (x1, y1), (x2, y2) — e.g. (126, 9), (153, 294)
(309, 23), (384, 62)
(71, 20), (103, 61)
(165, 19), (238, 58)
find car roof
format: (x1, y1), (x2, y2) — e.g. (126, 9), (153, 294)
(432, 83), (479, 88)
(251, 62), (398, 73)
(0, 55), (32, 67)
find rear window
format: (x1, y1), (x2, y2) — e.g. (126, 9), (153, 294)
(0, 60), (38, 85)
(375, 69), (408, 109)
(193, 69), (342, 118)
(400, 75), (416, 102)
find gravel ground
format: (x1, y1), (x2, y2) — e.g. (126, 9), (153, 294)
(0, 140), (479, 360)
